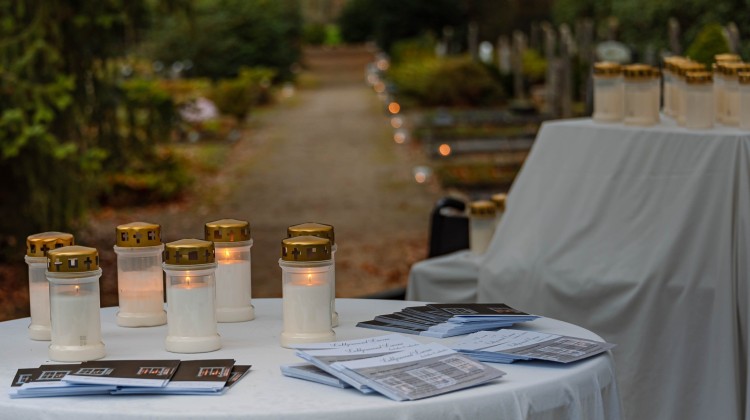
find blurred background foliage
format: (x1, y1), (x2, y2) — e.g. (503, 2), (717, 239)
(2, 0), (750, 261)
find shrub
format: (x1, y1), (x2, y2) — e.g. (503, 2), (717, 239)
(209, 67), (276, 122)
(685, 23), (731, 67)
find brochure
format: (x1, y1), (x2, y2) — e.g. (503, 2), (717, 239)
(62, 360), (181, 387)
(331, 343), (506, 401)
(12, 364), (116, 398)
(452, 330), (616, 363)
(280, 363), (350, 389)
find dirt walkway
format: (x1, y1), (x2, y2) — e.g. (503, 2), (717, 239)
(80, 46), (441, 305)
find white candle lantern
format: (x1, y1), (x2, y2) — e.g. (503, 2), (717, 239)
(722, 62), (749, 126)
(623, 64), (660, 126)
(25, 232), (74, 341)
(114, 222), (166, 327)
(46, 245), (105, 362)
(468, 200), (497, 255)
(163, 239), (221, 353)
(204, 219), (254, 323)
(739, 72), (750, 130)
(287, 222), (338, 327)
(490, 193), (507, 228)
(592, 62), (623, 123)
(683, 71), (714, 130)
(279, 236), (335, 348)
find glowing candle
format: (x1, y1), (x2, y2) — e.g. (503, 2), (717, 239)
(279, 235), (335, 348)
(163, 239), (221, 353)
(46, 245), (106, 362)
(114, 222), (166, 327)
(26, 232), (74, 341)
(205, 219), (254, 322)
(469, 200), (497, 255)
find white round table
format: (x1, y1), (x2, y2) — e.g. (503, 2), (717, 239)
(0, 299), (621, 419)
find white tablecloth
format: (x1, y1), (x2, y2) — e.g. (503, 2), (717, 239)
(0, 299), (620, 420)
(477, 118), (750, 420)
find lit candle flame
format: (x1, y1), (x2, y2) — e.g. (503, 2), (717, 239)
(186, 276), (191, 286)
(307, 274), (312, 285)
(224, 249), (230, 258)
(75, 285), (80, 294)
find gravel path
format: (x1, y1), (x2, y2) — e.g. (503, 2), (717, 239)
(79, 46), (441, 305)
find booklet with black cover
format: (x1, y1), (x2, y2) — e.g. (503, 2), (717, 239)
(110, 359), (234, 394)
(12, 364), (116, 398)
(280, 363), (350, 389)
(62, 360), (181, 387)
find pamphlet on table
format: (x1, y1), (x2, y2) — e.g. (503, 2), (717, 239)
(8, 360), (251, 398)
(357, 303), (539, 337)
(282, 334), (506, 401)
(452, 330), (616, 363)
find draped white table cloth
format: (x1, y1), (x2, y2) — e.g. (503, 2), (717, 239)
(407, 250), (481, 303)
(0, 298), (620, 419)
(477, 118), (750, 420)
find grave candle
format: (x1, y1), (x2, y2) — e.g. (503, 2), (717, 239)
(739, 72), (750, 130)
(684, 71), (714, 130)
(623, 64), (660, 126)
(25, 231), (74, 341)
(287, 222), (338, 327)
(163, 239), (221, 353)
(592, 62), (623, 123)
(114, 222), (166, 327)
(722, 62), (750, 126)
(279, 236), (335, 348)
(490, 193), (507, 228)
(205, 219), (254, 322)
(46, 245), (105, 362)
(468, 200), (497, 255)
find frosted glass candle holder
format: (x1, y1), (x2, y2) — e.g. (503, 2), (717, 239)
(25, 231), (74, 341)
(205, 219), (254, 323)
(592, 62), (623, 123)
(684, 71), (714, 130)
(114, 222), (166, 327)
(623, 64), (659, 126)
(279, 236), (335, 348)
(468, 200), (497, 255)
(46, 246), (105, 362)
(163, 239), (220, 353)
(287, 222), (338, 327)
(739, 73), (750, 130)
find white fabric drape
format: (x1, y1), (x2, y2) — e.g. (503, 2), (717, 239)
(478, 118), (749, 419)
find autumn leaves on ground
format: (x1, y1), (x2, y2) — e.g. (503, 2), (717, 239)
(0, 46), (441, 322)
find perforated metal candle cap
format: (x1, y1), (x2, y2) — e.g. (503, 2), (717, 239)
(469, 200), (497, 217)
(490, 193), (507, 213)
(116, 222), (161, 247)
(721, 62), (750, 77)
(593, 62), (621, 77)
(281, 236), (331, 262)
(287, 222), (335, 245)
(204, 219), (251, 242)
(164, 239), (215, 265)
(623, 64), (658, 80)
(715, 53), (741, 63)
(47, 245), (99, 273)
(26, 232), (74, 257)
(685, 71), (713, 85)
(739, 71), (750, 85)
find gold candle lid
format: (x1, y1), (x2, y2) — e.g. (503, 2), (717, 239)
(47, 245), (99, 273)
(116, 222), (161, 247)
(490, 193), (507, 213)
(287, 222), (335, 245)
(27, 232), (74, 257)
(164, 239), (215, 265)
(721, 62), (750, 77)
(715, 53), (741, 63)
(204, 219), (251, 242)
(593, 62), (621, 77)
(685, 71), (713, 84)
(739, 71), (750, 85)
(623, 64), (657, 79)
(676, 62), (705, 77)
(281, 235), (331, 262)
(469, 200), (497, 217)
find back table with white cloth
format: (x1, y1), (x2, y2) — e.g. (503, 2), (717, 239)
(475, 118), (750, 420)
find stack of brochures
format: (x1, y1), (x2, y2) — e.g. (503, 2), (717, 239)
(356, 303), (539, 338)
(452, 330), (616, 363)
(281, 334), (506, 401)
(8, 359), (250, 398)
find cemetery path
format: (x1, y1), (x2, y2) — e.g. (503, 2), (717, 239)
(79, 46), (441, 307)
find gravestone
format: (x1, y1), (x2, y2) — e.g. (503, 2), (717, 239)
(498, 35), (512, 75)
(727, 22), (740, 53)
(542, 22), (558, 116)
(668, 18), (681, 55)
(559, 24), (574, 118)
(469, 22), (479, 60)
(512, 30), (528, 101)
(479, 41), (494, 64)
